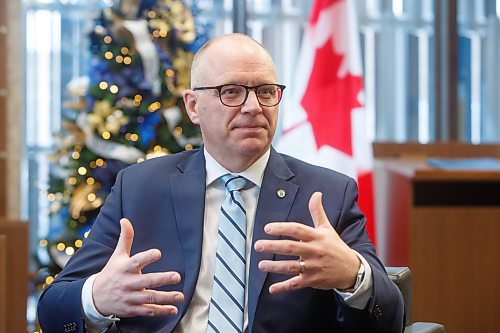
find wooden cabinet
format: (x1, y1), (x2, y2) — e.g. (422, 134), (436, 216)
(0, 234), (6, 333)
(0, 219), (28, 333)
(374, 143), (500, 333)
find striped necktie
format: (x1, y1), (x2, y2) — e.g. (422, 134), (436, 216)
(207, 174), (250, 333)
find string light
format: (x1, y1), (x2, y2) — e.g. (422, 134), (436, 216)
(68, 177), (77, 185)
(103, 35), (112, 44)
(87, 193), (96, 202)
(78, 167), (87, 176)
(95, 25), (105, 35)
(116, 55), (124, 64)
(84, 231), (90, 238)
(65, 247), (75, 256)
(95, 158), (105, 167)
(93, 198), (103, 208)
(75, 240), (83, 248)
(99, 81), (108, 90)
(72, 151), (80, 159)
(86, 177), (95, 185)
(109, 85), (119, 94)
(124, 57), (132, 65)
(39, 239), (48, 247)
(47, 193), (56, 201)
(147, 11), (156, 18)
(174, 127), (183, 135)
(102, 131), (111, 140)
(56, 243), (66, 251)
(185, 144), (193, 150)
(148, 102), (161, 112)
(104, 51), (113, 60)
(120, 47), (129, 55)
(165, 69), (175, 77)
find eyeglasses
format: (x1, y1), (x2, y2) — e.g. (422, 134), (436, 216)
(193, 83), (286, 107)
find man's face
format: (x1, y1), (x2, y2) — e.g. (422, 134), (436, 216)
(184, 37), (280, 171)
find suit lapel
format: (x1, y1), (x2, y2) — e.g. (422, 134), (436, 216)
(169, 150), (206, 327)
(247, 149), (298, 332)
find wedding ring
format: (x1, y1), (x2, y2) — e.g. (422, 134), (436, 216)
(298, 258), (306, 274)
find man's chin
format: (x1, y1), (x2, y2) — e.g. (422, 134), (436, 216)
(236, 140), (270, 157)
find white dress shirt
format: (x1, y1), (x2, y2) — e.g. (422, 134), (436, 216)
(82, 148), (373, 332)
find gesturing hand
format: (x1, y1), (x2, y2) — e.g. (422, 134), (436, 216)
(254, 192), (361, 294)
(93, 218), (184, 317)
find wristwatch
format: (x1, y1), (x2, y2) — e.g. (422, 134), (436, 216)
(339, 262), (365, 293)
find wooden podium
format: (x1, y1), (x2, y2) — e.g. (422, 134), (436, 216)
(374, 143), (500, 333)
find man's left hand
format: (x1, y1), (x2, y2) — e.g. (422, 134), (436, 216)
(254, 192), (361, 294)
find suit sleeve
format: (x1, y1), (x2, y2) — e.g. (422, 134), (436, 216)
(333, 178), (405, 333)
(37, 170), (126, 333)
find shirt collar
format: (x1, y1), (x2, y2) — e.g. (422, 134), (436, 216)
(204, 147), (270, 188)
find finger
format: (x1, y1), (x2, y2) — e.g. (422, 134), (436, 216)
(309, 192), (330, 229)
(124, 304), (179, 317)
(268, 275), (304, 295)
(133, 271), (182, 289)
(127, 248), (162, 272)
(128, 290), (184, 307)
(114, 218), (135, 257)
(254, 239), (311, 257)
(263, 222), (315, 241)
(258, 259), (302, 275)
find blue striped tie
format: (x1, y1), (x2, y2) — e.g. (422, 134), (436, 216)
(207, 174), (249, 333)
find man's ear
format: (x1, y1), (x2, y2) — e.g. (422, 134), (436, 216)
(183, 89), (200, 124)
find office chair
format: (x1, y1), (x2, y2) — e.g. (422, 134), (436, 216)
(386, 267), (445, 333)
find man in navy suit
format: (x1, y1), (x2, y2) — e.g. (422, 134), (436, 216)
(38, 33), (404, 333)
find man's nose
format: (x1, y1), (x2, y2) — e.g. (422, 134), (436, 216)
(241, 90), (262, 113)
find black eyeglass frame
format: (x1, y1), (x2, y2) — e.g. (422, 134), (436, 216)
(192, 83), (286, 107)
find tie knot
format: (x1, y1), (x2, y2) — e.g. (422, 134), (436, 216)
(221, 174), (249, 192)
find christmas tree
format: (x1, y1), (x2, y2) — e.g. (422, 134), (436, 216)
(33, 1), (208, 327)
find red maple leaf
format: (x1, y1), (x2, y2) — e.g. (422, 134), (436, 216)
(300, 37), (363, 156)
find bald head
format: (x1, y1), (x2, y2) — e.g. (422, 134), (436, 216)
(190, 33), (277, 88)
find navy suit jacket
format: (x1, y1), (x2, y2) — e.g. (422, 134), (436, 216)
(38, 148), (404, 333)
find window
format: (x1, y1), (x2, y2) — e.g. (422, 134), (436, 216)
(23, 0), (101, 328)
(457, 0), (500, 143)
(357, 0), (500, 143)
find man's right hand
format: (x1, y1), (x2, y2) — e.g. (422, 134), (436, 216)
(92, 218), (184, 317)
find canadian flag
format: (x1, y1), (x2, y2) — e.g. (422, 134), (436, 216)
(276, 0), (376, 241)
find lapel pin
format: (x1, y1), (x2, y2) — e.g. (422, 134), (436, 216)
(276, 189), (286, 198)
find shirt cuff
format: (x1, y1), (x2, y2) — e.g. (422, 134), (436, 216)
(334, 251), (373, 309)
(82, 274), (119, 333)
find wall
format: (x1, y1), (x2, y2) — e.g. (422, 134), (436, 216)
(0, 0), (23, 218)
